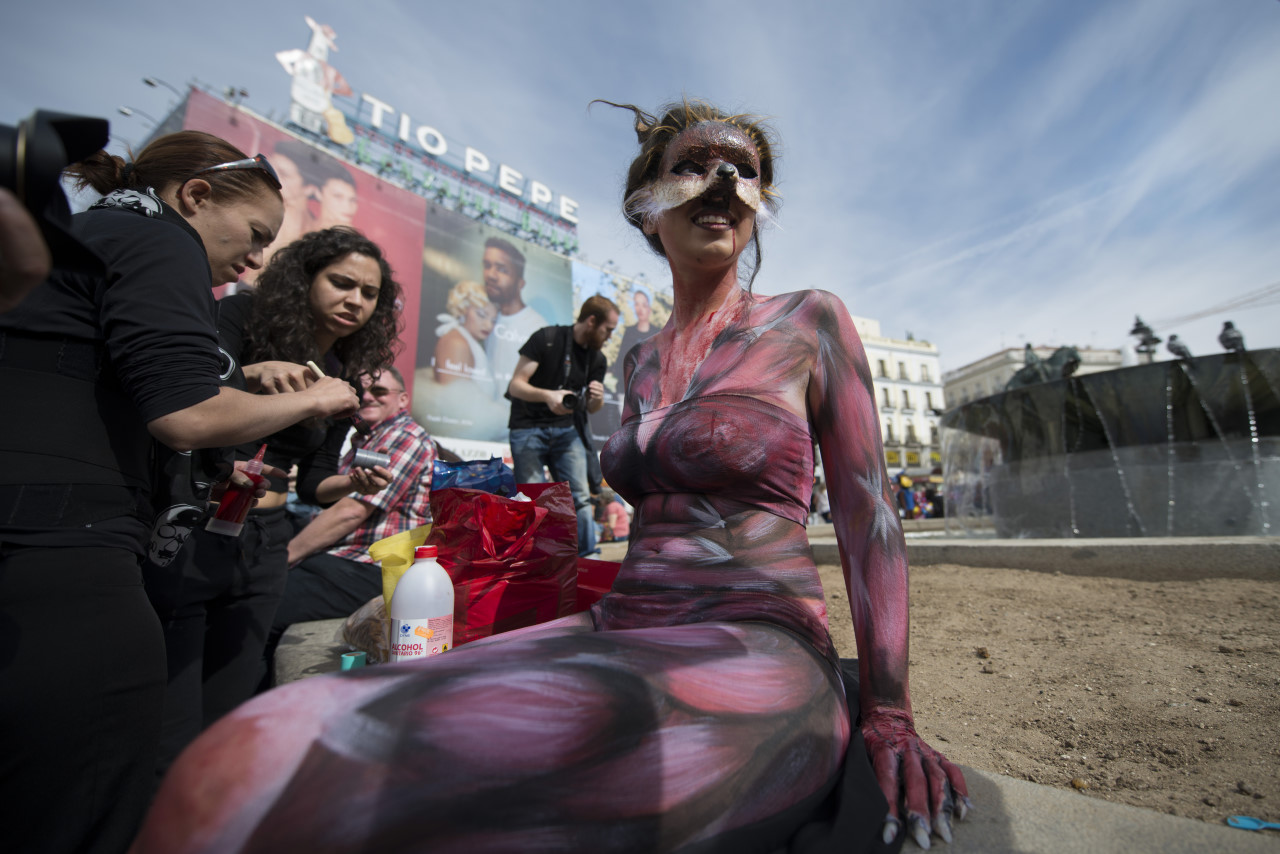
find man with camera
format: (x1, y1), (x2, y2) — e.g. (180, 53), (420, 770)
(263, 366), (435, 681)
(506, 295), (619, 556)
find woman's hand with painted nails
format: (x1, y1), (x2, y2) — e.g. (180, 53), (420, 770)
(863, 706), (972, 849)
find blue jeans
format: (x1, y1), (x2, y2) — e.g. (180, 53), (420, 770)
(510, 425), (597, 556)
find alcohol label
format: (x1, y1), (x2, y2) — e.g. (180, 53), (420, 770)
(390, 615), (454, 661)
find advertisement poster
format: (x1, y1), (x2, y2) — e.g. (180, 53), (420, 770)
(412, 201), (573, 444)
(182, 88), (429, 386)
(571, 262), (671, 445)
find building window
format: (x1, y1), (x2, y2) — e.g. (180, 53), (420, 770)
(926, 391), (934, 410)
(930, 425), (940, 445)
(885, 423), (895, 443)
(898, 361), (909, 380)
(882, 387), (892, 408)
(921, 365), (931, 382)
(902, 390), (912, 410)
(877, 359), (888, 378)
(906, 423), (918, 444)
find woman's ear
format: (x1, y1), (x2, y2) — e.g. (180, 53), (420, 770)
(173, 178), (213, 215)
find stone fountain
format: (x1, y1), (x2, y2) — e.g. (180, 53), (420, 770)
(941, 348), (1279, 538)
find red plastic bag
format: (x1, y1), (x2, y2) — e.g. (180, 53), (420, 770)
(575, 558), (621, 613)
(426, 482), (579, 645)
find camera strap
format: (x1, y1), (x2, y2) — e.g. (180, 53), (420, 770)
(561, 341), (573, 389)
(558, 325), (576, 389)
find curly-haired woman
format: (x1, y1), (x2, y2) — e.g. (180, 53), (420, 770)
(154, 226), (403, 778)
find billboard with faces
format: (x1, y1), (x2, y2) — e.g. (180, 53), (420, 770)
(181, 90), (644, 457)
(412, 201), (573, 444)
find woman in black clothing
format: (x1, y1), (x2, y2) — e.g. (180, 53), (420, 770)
(157, 226), (403, 771)
(0, 131), (360, 854)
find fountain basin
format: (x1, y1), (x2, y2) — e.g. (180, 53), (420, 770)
(941, 349), (1279, 538)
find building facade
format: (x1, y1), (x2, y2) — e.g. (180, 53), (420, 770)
(851, 315), (946, 476)
(942, 346), (1123, 408)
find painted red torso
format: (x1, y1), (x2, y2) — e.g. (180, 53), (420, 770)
(599, 291), (836, 656)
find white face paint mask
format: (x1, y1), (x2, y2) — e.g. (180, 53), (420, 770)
(626, 121), (769, 231)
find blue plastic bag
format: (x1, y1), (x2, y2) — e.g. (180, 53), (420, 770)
(431, 457), (516, 496)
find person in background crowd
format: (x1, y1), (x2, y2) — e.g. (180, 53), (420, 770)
(603, 489), (629, 543)
(506, 295), (619, 557)
(925, 483), (944, 518)
(0, 130), (359, 854)
(896, 471), (916, 519)
(263, 366), (435, 684)
(811, 475), (831, 525)
(153, 226), (401, 781)
(482, 236), (546, 398)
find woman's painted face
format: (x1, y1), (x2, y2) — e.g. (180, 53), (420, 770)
(462, 301), (496, 340)
(309, 252), (382, 343)
(629, 122), (763, 231)
(641, 124), (761, 268)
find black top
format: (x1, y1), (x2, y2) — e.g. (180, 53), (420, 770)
(507, 325), (607, 430)
(215, 292), (349, 502)
(0, 196), (223, 551)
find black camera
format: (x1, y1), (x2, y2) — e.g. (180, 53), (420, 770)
(0, 109), (110, 273)
(560, 387), (589, 413)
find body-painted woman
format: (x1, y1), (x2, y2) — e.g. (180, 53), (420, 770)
(133, 100), (968, 854)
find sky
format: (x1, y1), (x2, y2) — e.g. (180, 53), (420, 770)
(5, 0), (1279, 374)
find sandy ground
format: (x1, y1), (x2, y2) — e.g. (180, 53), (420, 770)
(816, 561), (1280, 825)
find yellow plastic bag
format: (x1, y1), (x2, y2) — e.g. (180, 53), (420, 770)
(367, 523), (432, 607)
(342, 524), (433, 663)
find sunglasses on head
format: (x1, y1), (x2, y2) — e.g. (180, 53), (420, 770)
(188, 153), (282, 190)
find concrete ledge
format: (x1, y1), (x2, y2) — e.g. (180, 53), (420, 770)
(274, 617), (348, 686)
(809, 534), (1279, 580)
(953, 765), (1277, 853)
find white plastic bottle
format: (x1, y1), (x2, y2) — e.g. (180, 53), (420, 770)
(389, 545), (455, 661)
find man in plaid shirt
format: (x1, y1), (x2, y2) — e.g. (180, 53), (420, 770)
(264, 366), (435, 680)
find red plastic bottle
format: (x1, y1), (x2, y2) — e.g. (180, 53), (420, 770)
(205, 444), (267, 537)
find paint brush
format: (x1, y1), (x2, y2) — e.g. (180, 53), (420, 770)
(308, 360), (366, 431)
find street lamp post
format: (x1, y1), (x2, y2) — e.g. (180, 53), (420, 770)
(142, 77), (184, 100)
(117, 106), (159, 127)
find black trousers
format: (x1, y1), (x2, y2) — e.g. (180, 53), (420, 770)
(262, 551), (382, 687)
(0, 541), (165, 854)
(153, 507), (291, 781)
